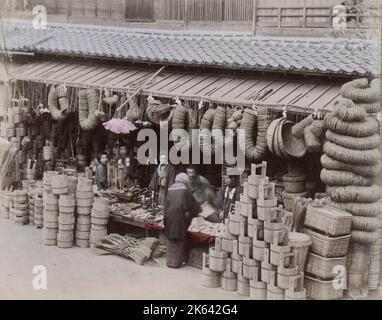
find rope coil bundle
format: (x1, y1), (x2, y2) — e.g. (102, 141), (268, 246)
(126, 96), (144, 122)
(240, 108), (269, 161)
(48, 85), (68, 121)
(325, 130), (381, 151)
(332, 99), (367, 122)
(171, 104), (191, 151)
(323, 141), (381, 166)
(200, 109), (215, 154)
(321, 78), (382, 295)
(292, 115), (314, 139)
(79, 88), (100, 131)
(146, 100), (173, 125)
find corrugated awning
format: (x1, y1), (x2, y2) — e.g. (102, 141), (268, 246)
(10, 60), (342, 113)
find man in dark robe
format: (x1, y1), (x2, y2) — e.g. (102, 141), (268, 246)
(215, 175), (241, 221)
(95, 154), (108, 190)
(149, 153), (176, 206)
(164, 173), (201, 268)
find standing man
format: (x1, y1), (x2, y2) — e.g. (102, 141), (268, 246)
(164, 173), (202, 268)
(95, 154), (108, 191)
(186, 166), (215, 206)
(149, 152), (176, 207)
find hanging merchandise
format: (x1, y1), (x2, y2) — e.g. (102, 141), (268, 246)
(200, 108), (215, 155)
(79, 88), (100, 131)
(171, 103), (191, 151)
(145, 98), (173, 125)
(103, 119), (137, 135)
(48, 85), (69, 121)
(125, 96), (144, 122)
(241, 108), (269, 161)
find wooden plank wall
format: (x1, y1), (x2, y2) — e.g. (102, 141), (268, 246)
(14, 0), (382, 26)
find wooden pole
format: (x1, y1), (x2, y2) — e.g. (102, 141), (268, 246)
(184, 0), (188, 31)
(252, 0), (257, 36)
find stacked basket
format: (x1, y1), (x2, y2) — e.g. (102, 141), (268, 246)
(202, 161), (310, 300)
(90, 197), (110, 246)
(281, 165), (307, 223)
(34, 191), (44, 228)
(75, 177), (94, 248)
(304, 204), (352, 300)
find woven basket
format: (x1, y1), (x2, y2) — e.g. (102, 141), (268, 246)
(282, 122), (306, 158)
(306, 252), (346, 279)
(304, 205), (352, 237)
(288, 232), (311, 272)
(305, 275), (343, 300)
(305, 228), (350, 258)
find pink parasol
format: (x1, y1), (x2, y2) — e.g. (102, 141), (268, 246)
(103, 119), (137, 134)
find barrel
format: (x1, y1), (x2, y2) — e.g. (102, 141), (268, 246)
(51, 175), (69, 195)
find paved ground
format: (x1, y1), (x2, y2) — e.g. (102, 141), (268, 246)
(0, 219), (246, 300)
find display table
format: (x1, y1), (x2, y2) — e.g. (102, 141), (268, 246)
(110, 214), (217, 244)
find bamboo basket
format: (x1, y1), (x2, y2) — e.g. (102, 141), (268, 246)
(305, 205), (352, 237)
(305, 252), (346, 279)
(305, 275), (343, 300)
(305, 229), (350, 258)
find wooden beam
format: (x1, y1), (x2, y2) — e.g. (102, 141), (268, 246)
(252, 0), (257, 36)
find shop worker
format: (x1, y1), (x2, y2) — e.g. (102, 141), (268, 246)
(164, 173), (202, 268)
(117, 145), (132, 189)
(95, 154), (108, 190)
(186, 166), (215, 205)
(149, 152), (176, 207)
(215, 175), (240, 221)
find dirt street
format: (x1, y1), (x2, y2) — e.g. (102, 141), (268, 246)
(0, 219), (245, 300)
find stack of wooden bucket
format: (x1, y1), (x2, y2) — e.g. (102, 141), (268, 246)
(75, 177), (94, 248)
(304, 205), (352, 299)
(90, 197), (109, 246)
(202, 161), (310, 300)
(12, 190), (29, 225)
(281, 166), (307, 218)
(58, 193), (76, 248)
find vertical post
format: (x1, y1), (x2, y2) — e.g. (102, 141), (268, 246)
(184, 0), (188, 31)
(251, 0), (257, 36)
(302, 7), (306, 28)
(278, 7), (282, 29)
(66, 0), (71, 22)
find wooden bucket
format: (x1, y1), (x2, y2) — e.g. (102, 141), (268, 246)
(51, 175), (69, 195)
(93, 197), (109, 211)
(59, 194), (75, 208)
(43, 144), (55, 161)
(76, 198), (94, 207)
(77, 177), (93, 192)
(201, 254), (221, 288)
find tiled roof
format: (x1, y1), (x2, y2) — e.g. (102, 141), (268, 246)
(1, 20), (380, 76)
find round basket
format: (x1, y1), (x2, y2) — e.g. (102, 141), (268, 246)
(288, 232), (312, 272)
(266, 118), (284, 155)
